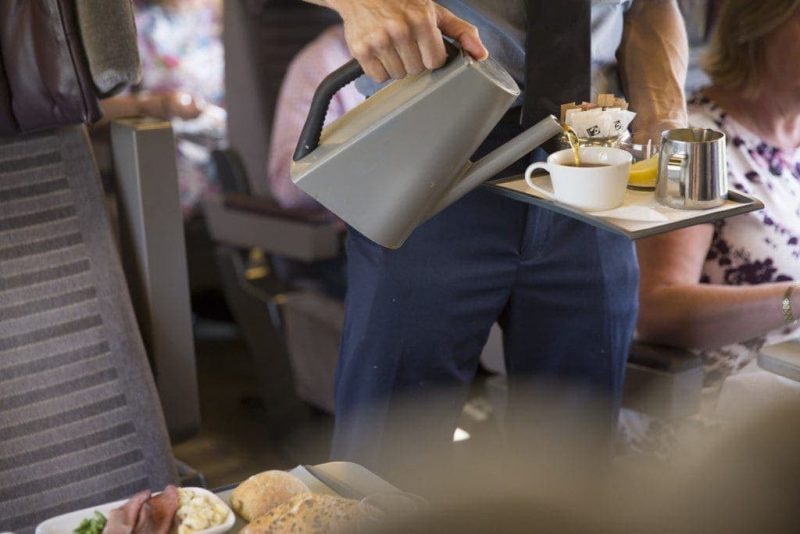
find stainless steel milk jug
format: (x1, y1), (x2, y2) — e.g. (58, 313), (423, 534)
(656, 128), (728, 210)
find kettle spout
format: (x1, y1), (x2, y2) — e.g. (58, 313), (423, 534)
(431, 115), (562, 214)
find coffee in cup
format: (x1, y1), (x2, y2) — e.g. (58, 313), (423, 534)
(524, 147), (632, 212)
(561, 162), (611, 168)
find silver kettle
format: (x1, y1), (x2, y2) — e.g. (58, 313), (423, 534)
(290, 43), (561, 249)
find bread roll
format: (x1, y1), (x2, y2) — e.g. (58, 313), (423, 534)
(230, 471), (310, 521)
(240, 494), (366, 534)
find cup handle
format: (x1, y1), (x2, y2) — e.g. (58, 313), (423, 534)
(524, 162), (555, 200)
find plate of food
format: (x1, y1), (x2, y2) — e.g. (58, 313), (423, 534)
(35, 486), (234, 534)
(35, 462), (419, 533)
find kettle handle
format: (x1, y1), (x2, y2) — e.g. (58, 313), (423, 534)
(292, 39), (461, 162)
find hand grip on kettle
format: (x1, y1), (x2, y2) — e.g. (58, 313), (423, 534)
(292, 39), (462, 162)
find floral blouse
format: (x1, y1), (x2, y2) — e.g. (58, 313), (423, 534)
(134, 0), (225, 217)
(619, 94), (800, 459)
(135, 0), (224, 105)
(690, 93), (800, 388)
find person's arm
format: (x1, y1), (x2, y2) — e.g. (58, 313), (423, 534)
(637, 226), (800, 350)
(302, 0), (488, 82)
(99, 91), (203, 124)
(618, 0), (689, 143)
(268, 32), (358, 215)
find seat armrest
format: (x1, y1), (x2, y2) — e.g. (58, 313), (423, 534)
(203, 196), (341, 262)
(627, 341), (702, 373)
(623, 341), (704, 418)
(223, 192), (333, 224)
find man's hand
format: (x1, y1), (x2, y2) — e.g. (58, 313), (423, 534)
(316, 0), (488, 82)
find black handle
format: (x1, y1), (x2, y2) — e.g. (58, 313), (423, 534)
(293, 39), (462, 161)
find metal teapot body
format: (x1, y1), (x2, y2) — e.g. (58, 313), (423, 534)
(290, 45), (561, 248)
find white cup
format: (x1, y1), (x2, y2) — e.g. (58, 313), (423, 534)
(524, 147), (632, 212)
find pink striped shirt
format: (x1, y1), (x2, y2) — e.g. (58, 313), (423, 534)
(268, 26), (364, 215)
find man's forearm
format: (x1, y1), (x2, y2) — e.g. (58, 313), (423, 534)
(619, 0), (689, 143)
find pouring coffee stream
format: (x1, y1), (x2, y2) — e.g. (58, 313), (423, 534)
(562, 123), (582, 167)
(290, 41), (562, 249)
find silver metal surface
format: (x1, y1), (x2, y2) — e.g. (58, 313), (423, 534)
(111, 118), (200, 442)
(303, 464), (367, 500)
(291, 52), (561, 249)
(656, 127), (728, 210)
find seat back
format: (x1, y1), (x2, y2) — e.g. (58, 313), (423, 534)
(224, 0), (339, 195)
(212, 1), (345, 414)
(0, 127), (177, 531)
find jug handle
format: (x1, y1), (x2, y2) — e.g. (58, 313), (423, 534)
(292, 39), (462, 162)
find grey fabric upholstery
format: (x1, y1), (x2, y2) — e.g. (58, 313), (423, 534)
(0, 126), (177, 532)
(282, 293), (344, 413)
(623, 342), (703, 418)
(75, 0), (141, 97)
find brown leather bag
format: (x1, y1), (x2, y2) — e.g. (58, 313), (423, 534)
(0, 0), (102, 134)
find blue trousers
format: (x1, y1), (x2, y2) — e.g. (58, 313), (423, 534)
(331, 120), (639, 474)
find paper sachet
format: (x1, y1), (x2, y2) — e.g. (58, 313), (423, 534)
(560, 94), (637, 139)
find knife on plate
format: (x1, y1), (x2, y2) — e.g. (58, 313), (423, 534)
(302, 464), (366, 500)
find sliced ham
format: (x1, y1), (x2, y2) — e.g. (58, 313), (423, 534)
(103, 485), (179, 534)
(104, 490), (151, 534)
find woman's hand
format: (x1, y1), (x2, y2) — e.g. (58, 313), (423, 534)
(326, 0), (488, 82)
(139, 91), (205, 121)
